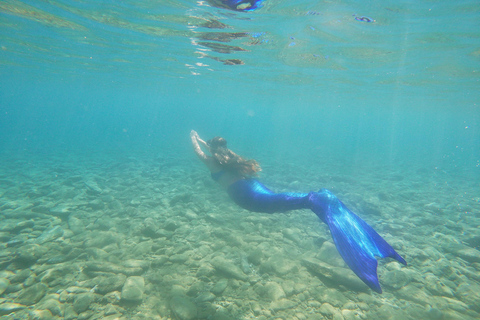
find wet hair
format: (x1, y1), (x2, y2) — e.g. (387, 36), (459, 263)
(207, 137), (261, 177)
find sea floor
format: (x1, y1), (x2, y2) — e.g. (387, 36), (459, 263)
(0, 150), (479, 320)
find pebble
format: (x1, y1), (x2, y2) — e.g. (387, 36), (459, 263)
(382, 269), (410, 290)
(0, 302), (26, 316)
(211, 278), (228, 295)
(121, 276), (145, 302)
(73, 292), (96, 313)
(170, 295), (197, 320)
(211, 256), (247, 281)
(264, 282), (286, 301)
(68, 216), (85, 234)
(0, 278), (10, 295)
(34, 225), (64, 244)
(17, 283), (47, 305)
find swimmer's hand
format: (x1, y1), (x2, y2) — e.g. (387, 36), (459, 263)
(190, 130), (201, 141)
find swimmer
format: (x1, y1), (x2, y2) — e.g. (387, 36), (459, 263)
(190, 130), (406, 293)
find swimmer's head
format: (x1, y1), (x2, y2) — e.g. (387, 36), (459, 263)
(207, 137), (227, 150)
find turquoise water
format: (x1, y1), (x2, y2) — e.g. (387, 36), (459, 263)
(1, 0), (479, 319)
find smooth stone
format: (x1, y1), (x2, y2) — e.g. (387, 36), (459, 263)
(73, 292), (96, 314)
(64, 304), (78, 320)
(397, 284), (432, 306)
(264, 282), (286, 301)
(319, 303), (337, 317)
(87, 199), (104, 210)
(197, 292), (216, 302)
(121, 276), (145, 302)
(425, 274), (454, 297)
(84, 261), (143, 276)
(39, 299), (63, 317)
(12, 220), (35, 233)
(270, 298), (297, 311)
(68, 216), (85, 234)
(170, 295), (197, 320)
(11, 269), (33, 283)
(0, 303), (26, 316)
(456, 282), (480, 312)
(260, 255), (297, 276)
(211, 256), (247, 281)
(34, 226), (64, 244)
(0, 278), (10, 295)
(14, 244), (48, 265)
(383, 269), (410, 290)
(30, 309), (54, 320)
(17, 283), (47, 305)
(314, 288), (347, 308)
(87, 274), (127, 295)
(211, 279), (228, 295)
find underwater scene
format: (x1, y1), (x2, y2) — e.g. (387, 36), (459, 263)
(0, 0), (479, 319)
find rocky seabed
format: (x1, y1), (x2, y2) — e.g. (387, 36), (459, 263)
(0, 152), (479, 320)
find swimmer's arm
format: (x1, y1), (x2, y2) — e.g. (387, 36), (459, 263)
(190, 130), (208, 161)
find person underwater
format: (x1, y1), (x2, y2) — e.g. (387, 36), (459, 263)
(207, 0), (264, 11)
(190, 130), (406, 293)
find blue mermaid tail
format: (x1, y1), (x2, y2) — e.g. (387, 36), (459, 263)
(308, 190), (406, 293)
(227, 179), (406, 293)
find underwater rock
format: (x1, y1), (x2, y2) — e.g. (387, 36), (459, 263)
(211, 278), (228, 296)
(314, 288), (347, 308)
(14, 244), (48, 265)
(0, 303), (26, 316)
(73, 292), (96, 313)
(456, 281), (480, 312)
(170, 295), (197, 320)
(12, 220), (35, 233)
(103, 291), (122, 305)
(302, 258), (369, 292)
(260, 255), (298, 276)
(211, 256), (247, 281)
(247, 248), (264, 265)
(38, 298), (63, 317)
(68, 216), (85, 235)
(17, 283), (47, 306)
(84, 261), (143, 276)
(397, 284), (432, 306)
(382, 269), (410, 290)
(121, 276), (145, 302)
(84, 179), (103, 194)
(264, 282), (286, 301)
(30, 309), (54, 320)
(34, 225), (64, 244)
(319, 303), (338, 317)
(0, 278), (9, 295)
(64, 304), (78, 320)
(85, 274), (127, 295)
(84, 231), (124, 249)
(270, 298), (297, 311)
(425, 274), (454, 297)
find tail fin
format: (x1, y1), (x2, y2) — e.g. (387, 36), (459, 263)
(309, 190), (406, 293)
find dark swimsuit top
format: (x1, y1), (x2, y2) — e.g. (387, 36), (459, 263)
(211, 170), (225, 181)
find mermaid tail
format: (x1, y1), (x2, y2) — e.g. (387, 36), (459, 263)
(227, 179), (406, 293)
(309, 189), (407, 293)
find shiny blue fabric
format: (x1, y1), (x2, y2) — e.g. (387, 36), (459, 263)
(227, 179), (407, 293)
(208, 0), (264, 11)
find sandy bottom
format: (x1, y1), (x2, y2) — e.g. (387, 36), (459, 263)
(0, 150), (479, 320)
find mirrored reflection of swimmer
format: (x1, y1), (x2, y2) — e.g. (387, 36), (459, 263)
(207, 0), (264, 11)
(190, 130), (406, 293)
